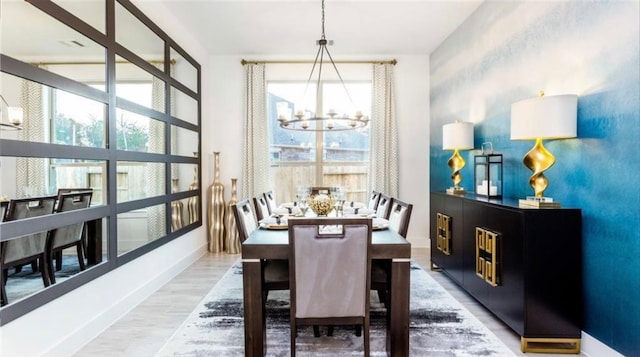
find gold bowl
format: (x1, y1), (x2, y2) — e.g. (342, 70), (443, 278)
(308, 193), (334, 216)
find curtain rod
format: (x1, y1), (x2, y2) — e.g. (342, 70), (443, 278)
(29, 59), (176, 66)
(241, 59), (397, 66)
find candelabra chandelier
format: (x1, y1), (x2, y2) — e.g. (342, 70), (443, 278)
(277, 0), (369, 132)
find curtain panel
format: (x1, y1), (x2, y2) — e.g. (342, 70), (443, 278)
(370, 63), (399, 197)
(241, 63), (270, 199)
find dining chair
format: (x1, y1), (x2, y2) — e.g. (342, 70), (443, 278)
(46, 190), (92, 284)
(375, 194), (392, 219)
(388, 199), (413, 238)
(288, 218), (372, 356)
(253, 194), (271, 222)
(1, 195), (57, 306)
(232, 199), (289, 300)
(264, 190), (277, 214)
(367, 191), (381, 211)
(372, 198), (413, 309)
(309, 187), (332, 196)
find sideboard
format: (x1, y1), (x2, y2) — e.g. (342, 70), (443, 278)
(430, 192), (582, 353)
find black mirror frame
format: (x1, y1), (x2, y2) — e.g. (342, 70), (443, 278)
(0, 0), (202, 325)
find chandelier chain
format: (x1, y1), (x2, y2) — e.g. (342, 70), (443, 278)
(321, 0), (326, 39)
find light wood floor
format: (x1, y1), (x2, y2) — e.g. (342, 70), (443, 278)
(75, 248), (585, 356)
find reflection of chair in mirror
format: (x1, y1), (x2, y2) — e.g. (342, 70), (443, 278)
(289, 218), (372, 356)
(253, 195), (270, 222)
(264, 190), (277, 213)
(56, 188), (93, 255)
(232, 199), (289, 301)
(46, 190), (92, 284)
(1, 195), (57, 306)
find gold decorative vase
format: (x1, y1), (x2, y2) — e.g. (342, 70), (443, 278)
(170, 179), (184, 231)
(225, 178), (241, 254)
(187, 152), (199, 224)
(207, 152), (225, 252)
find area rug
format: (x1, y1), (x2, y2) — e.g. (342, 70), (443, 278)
(157, 261), (516, 357)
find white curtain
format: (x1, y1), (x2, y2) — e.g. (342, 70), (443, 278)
(16, 77), (47, 197)
(370, 63), (399, 197)
(241, 63), (270, 199)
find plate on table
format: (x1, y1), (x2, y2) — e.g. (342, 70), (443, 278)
(260, 223), (288, 230)
(373, 218), (389, 231)
(259, 217), (288, 230)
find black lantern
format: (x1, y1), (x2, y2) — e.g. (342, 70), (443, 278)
(474, 150), (503, 198)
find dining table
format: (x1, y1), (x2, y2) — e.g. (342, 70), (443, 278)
(241, 218), (412, 356)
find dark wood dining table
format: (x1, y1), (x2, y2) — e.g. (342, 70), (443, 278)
(241, 223), (412, 356)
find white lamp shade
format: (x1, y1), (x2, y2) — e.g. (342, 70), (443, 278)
(443, 121), (474, 150)
(511, 94), (577, 140)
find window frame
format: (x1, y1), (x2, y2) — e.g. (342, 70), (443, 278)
(267, 80), (372, 191)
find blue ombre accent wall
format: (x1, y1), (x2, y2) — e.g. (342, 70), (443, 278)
(429, 1), (639, 355)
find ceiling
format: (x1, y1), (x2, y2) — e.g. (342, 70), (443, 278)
(154, 0), (483, 56)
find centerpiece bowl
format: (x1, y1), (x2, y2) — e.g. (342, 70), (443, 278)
(308, 193), (335, 216)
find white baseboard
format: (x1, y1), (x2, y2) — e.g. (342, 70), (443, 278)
(581, 331), (624, 357)
(47, 242), (208, 356)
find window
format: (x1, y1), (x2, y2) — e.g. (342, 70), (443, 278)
(267, 81), (371, 203)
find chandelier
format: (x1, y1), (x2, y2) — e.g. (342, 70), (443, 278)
(277, 0), (369, 132)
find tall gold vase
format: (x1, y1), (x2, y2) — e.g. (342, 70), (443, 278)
(225, 178), (241, 254)
(187, 153), (199, 224)
(207, 152), (225, 252)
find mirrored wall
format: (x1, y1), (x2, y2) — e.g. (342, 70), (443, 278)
(0, 0), (201, 324)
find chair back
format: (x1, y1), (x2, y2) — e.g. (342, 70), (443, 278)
(289, 218), (372, 319)
(253, 195), (270, 222)
(367, 191), (381, 211)
(264, 190), (277, 213)
(375, 194), (393, 219)
(309, 187), (332, 196)
(388, 199), (413, 238)
(2, 196), (57, 264)
(232, 199), (258, 242)
(48, 191), (93, 249)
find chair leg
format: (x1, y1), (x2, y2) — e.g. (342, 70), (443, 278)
(77, 242), (86, 271)
(363, 321), (370, 357)
(313, 325), (320, 337)
(30, 260), (38, 272)
(290, 321), (296, 357)
(355, 325), (362, 337)
(47, 249), (56, 284)
(327, 325), (334, 336)
(55, 251), (63, 271)
(0, 270), (7, 306)
(39, 254), (50, 287)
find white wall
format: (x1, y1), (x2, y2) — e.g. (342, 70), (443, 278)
(0, 2), (210, 356)
(207, 54), (430, 247)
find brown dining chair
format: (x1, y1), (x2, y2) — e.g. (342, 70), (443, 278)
(232, 199), (288, 301)
(288, 218), (372, 356)
(367, 191), (381, 211)
(253, 194), (271, 222)
(388, 199), (413, 238)
(46, 190), (93, 284)
(264, 190), (277, 214)
(372, 198), (413, 309)
(375, 194), (392, 219)
(1, 195), (57, 306)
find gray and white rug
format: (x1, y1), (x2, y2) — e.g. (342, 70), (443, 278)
(157, 261), (516, 356)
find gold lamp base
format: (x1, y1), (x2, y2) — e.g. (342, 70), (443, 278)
(447, 148), (466, 193)
(523, 138), (555, 198)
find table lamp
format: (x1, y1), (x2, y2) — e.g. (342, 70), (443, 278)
(511, 92), (577, 206)
(442, 120), (474, 194)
